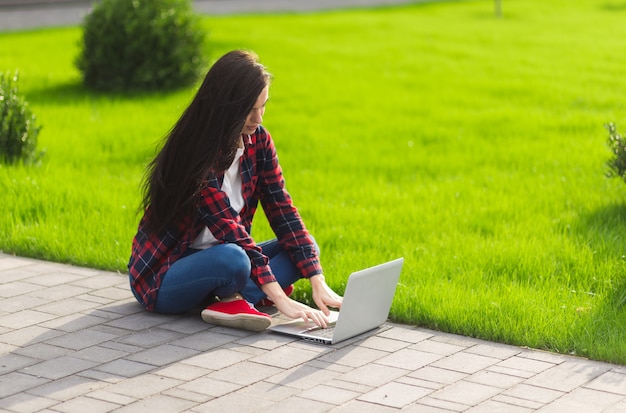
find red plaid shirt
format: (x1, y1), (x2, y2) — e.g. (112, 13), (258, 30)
(128, 126), (322, 311)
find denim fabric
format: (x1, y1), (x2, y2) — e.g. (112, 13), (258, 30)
(149, 238), (317, 314)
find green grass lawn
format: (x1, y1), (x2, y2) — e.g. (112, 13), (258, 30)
(2, 0), (626, 363)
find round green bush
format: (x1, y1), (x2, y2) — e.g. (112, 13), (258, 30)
(606, 122), (626, 184)
(76, 0), (206, 92)
(0, 71), (42, 165)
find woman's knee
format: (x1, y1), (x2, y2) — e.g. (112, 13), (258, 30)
(217, 244), (251, 288)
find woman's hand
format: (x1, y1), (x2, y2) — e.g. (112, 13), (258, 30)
(260, 281), (330, 328)
(310, 274), (343, 316)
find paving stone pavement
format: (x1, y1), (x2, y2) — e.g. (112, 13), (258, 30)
(1, 252), (626, 413)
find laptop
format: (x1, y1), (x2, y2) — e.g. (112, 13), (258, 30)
(268, 258), (404, 345)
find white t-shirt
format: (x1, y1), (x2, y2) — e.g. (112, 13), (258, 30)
(191, 147), (245, 249)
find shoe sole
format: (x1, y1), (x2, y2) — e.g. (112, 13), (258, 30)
(201, 309), (271, 332)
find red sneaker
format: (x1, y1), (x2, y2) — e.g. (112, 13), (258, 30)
(201, 299), (271, 332)
(258, 284), (294, 307)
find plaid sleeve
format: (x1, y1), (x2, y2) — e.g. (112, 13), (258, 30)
(256, 129), (323, 279)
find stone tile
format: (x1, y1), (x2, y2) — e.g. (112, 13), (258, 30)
(76, 293), (116, 305)
(158, 316), (210, 335)
(266, 363), (341, 390)
(466, 370), (525, 389)
(491, 394), (543, 410)
(324, 378), (374, 394)
(431, 380), (502, 405)
(431, 352), (499, 374)
(94, 358), (155, 377)
(117, 327), (184, 347)
(376, 348), (444, 371)
(409, 339), (466, 356)
(14, 343), (73, 361)
(112, 393), (198, 413)
(105, 374), (182, 398)
(358, 381), (433, 408)
(39, 313), (109, 333)
(525, 359), (611, 392)
(177, 376), (242, 397)
(403, 403), (467, 412)
(28, 284), (91, 301)
(88, 287), (131, 301)
(486, 365), (536, 379)
(70, 273), (128, 290)
(319, 344), (388, 367)
(0, 309), (57, 329)
(0, 371), (50, 398)
(305, 359), (354, 374)
(331, 399), (400, 412)
(495, 355), (556, 374)
(209, 360), (284, 386)
(464, 343), (522, 360)
(338, 363), (408, 387)
(428, 331), (481, 348)
(46, 395), (119, 413)
(21, 356), (98, 380)
(25, 272), (85, 287)
(26, 374), (108, 401)
(192, 392), (273, 413)
(407, 366), (468, 385)
(161, 387), (213, 404)
(0, 341), (17, 354)
(234, 332), (295, 350)
(604, 399), (626, 413)
(96, 301), (144, 317)
(0, 295), (49, 313)
(45, 329), (119, 351)
(300, 383), (360, 405)
(256, 396), (333, 413)
(0, 392), (59, 412)
(0, 352), (39, 374)
(251, 344), (323, 369)
(77, 369), (125, 384)
(396, 375), (446, 391)
(0, 255), (35, 270)
(35, 297), (101, 316)
(407, 397), (468, 412)
(584, 371), (626, 396)
(501, 383), (564, 404)
(517, 349), (568, 365)
(105, 312), (173, 330)
(154, 363), (211, 381)
(377, 326), (433, 343)
(359, 335), (411, 352)
(84, 389), (137, 406)
(0, 281), (43, 297)
(536, 387), (625, 413)
(465, 399), (534, 412)
(181, 347), (252, 370)
(125, 344), (200, 367)
(235, 380), (300, 402)
(72, 345), (127, 363)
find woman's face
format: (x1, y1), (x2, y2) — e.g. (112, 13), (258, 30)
(241, 85), (269, 135)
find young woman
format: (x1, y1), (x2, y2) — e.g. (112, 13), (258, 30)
(128, 50), (342, 332)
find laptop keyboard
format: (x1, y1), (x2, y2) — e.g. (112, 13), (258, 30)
(312, 326), (335, 338)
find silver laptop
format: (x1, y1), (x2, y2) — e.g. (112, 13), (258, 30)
(268, 258), (404, 344)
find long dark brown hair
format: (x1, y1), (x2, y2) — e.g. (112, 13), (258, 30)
(140, 50), (271, 233)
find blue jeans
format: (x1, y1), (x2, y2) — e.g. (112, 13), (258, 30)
(152, 239), (315, 314)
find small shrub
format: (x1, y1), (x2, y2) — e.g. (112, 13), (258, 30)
(0, 71), (42, 165)
(76, 0), (206, 92)
(605, 122), (626, 184)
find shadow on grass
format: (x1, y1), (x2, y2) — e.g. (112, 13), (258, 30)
(573, 201), (626, 363)
(26, 78), (192, 106)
